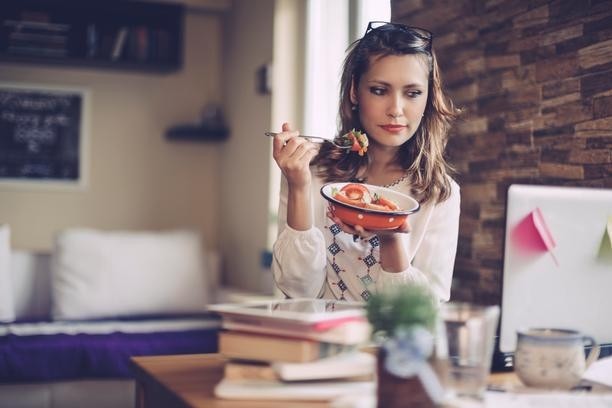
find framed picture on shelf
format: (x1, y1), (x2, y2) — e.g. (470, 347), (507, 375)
(0, 82), (90, 190)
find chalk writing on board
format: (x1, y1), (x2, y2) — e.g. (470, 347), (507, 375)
(0, 85), (85, 182)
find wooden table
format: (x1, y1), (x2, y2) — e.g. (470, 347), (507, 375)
(132, 354), (336, 408)
(131, 353), (521, 408)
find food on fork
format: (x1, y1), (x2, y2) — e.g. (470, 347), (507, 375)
(338, 129), (369, 156)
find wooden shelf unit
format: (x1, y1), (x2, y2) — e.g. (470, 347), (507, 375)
(0, 0), (184, 73)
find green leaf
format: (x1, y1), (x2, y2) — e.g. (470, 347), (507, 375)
(365, 283), (437, 338)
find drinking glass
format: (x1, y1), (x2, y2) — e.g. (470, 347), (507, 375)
(437, 302), (500, 400)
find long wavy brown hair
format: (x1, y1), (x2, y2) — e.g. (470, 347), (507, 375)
(313, 23), (459, 204)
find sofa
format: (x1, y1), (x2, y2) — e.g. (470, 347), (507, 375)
(0, 226), (271, 408)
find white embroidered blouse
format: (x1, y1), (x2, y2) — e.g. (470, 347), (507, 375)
(272, 173), (461, 303)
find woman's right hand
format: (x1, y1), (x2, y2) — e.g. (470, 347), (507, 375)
(272, 122), (319, 189)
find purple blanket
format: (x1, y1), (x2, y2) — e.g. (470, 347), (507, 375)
(0, 329), (218, 382)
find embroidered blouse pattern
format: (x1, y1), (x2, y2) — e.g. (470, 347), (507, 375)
(325, 220), (380, 301)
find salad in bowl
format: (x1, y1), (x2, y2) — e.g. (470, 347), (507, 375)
(321, 182), (420, 230)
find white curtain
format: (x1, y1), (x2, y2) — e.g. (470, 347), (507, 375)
(302, 0), (390, 139)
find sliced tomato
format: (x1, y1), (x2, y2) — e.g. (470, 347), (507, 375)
(333, 191), (366, 207)
(347, 131), (368, 156)
(348, 134), (362, 153)
(344, 132), (356, 148)
(340, 183), (370, 201)
(373, 196), (400, 211)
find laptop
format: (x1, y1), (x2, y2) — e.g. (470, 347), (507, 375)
(492, 184), (612, 371)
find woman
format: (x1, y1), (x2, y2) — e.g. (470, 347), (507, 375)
(271, 22), (460, 303)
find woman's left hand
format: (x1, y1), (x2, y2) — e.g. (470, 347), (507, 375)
(326, 208), (411, 240)
(327, 207), (412, 272)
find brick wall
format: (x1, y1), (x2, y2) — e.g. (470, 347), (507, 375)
(392, 0), (612, 304)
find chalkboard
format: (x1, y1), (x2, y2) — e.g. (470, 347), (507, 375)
(0, 83), (89, 188)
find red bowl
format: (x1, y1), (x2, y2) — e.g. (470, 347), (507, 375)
(320, 182), (420, 230)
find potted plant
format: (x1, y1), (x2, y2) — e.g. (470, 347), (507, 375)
(366, 283), (446, 408)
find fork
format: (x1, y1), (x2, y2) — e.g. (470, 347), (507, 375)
(265, 132), (351, 149)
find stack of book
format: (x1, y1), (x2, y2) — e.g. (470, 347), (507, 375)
(4, 19), (69, 58)
(209, 298), (376, 403)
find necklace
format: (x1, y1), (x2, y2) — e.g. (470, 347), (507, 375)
(356, 172), (410, 188)
(383, 173), (410, 188)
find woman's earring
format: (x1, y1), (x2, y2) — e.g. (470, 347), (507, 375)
(351, 104), (358, 111)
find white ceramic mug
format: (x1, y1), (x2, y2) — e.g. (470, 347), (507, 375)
(514, 328), (600, 389)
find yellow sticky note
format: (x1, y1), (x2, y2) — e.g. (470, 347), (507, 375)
(608, 216), (612, 250)
(600, 216), (612, 259)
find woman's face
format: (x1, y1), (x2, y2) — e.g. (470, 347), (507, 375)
(352, 54), (429, 149)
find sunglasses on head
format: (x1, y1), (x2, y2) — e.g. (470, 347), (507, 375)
(365, 21), (433, 51)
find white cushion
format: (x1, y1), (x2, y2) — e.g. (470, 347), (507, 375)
(11, 251), (53, 320)
(51, 229), (209, 320)
(0, 224), (15, 322)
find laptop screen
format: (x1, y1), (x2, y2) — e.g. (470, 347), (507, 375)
(493, 184), (612, 371)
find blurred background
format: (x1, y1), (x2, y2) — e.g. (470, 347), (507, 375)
(0, 0), (610, 305)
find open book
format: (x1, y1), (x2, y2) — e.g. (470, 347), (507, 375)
(208, 298), (366, 326)
(208, 298), (370, 345)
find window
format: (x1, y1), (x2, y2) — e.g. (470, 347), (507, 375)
(266, 0), (391, 271)
(302, 0), (390, 138)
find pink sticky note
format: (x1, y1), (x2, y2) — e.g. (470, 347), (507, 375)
(511, 208), (558, 265)
(531, 207), (556, 252)
(512, 214), (547, 252)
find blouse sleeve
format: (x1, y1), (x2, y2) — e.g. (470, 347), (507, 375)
(374, 180), (461, 302)
(271, 176), (327, 298)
